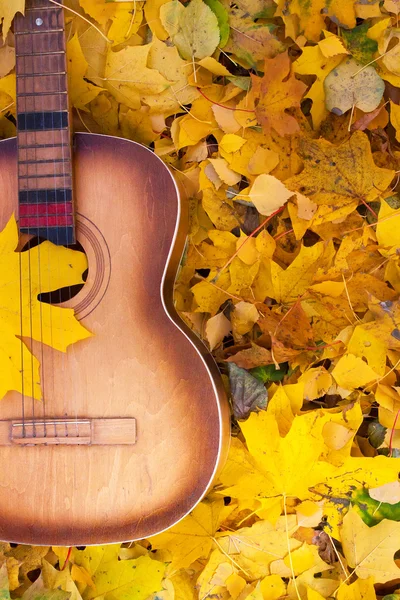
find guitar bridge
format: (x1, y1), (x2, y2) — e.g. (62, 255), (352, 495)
(2, 418), (136, 446)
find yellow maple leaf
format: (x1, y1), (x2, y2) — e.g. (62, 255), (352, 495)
(216, 516), (302, 580)
(336, 577), (376, 600)
(341, 508), (400, 583)
(286, 131), (394, 206)
(104, 43), (171, 110)
(67, 34), (103, 110)
(70, 545), (165, 600)
(0, 215), (90, 401)
(0, 0), (24, 39)
(148, 499), (226, 570)
(270, 242), (325, 303)
(141, 38), (198, 116)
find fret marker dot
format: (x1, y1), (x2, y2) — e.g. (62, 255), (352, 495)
(35, 18), (43, 26)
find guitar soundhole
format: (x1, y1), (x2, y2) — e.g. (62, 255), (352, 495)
(19, 214), (111, 317)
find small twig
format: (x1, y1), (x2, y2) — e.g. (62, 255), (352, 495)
(274, 228), (294, 241)
(389, 409), (400, 457)
(283, 494), (301, 600)
(60, 547), (72, 571)
(351, 42), (400, 77)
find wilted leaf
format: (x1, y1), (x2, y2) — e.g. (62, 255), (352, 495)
(342, 23), (378, 64)
(228, 362), (268, 419)
(324, 58), (385, 115)
(286, 132), (394, 204)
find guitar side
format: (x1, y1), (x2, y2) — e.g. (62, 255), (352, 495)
(0, 133), (230, 545)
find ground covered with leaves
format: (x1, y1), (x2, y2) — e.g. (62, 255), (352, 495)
(1, 0), (400, 598)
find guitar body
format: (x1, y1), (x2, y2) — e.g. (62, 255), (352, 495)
(0, 133), (229, 545)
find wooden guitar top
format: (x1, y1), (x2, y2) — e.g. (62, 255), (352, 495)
(0, 134), (230, 545)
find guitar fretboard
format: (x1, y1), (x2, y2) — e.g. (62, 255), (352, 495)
(14, 0), (74, 245)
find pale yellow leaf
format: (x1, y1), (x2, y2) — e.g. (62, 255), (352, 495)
(331, 354), (378, 390)
(369, 481), (400, 504)
(249, 174), (293, 216)
(206, 311), (231, 350)
(219, 134), (246, 154)
(341, 508), (400, 582)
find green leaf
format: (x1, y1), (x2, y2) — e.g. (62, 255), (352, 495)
(203, 0), (230, 47)
(228, 363), (268, 420)
(75, 546), (165, 600)
(352, 488), (400, 526)
(386, 194), (400, 209)
(160, 0), (220, 60)
(367, 420), (387, 448)
(226, 76), (251, 90)
(250, 363), (287, 384)
(21, 579), (70, 600)
(0, 565), (10, 600)
(342, 23), (378, 65)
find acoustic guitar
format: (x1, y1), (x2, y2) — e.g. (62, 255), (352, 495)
(0, 0), (229, 545)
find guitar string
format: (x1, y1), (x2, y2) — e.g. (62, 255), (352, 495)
(62, 7), (80, 439)
(27, 0), (37, 437)
(44, 0), (57, 439)
(16, 11), (26, 438)
(55, 0), (71, 439)
(36, 0), (48, 438)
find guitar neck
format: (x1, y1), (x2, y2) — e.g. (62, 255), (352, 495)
(14, 0), (75, 245)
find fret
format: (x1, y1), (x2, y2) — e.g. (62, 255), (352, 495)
(18, 91), (67, 97)
(19, 143), (69, 149)
(18, 51), (65, 57)
(17, 72), (66, 77)
(19, 173), (71, 179)
(15, 29), (64, 35)
(19, 158), (67, 164)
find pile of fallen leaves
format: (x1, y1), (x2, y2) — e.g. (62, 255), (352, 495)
(1, 0), (400, 598)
